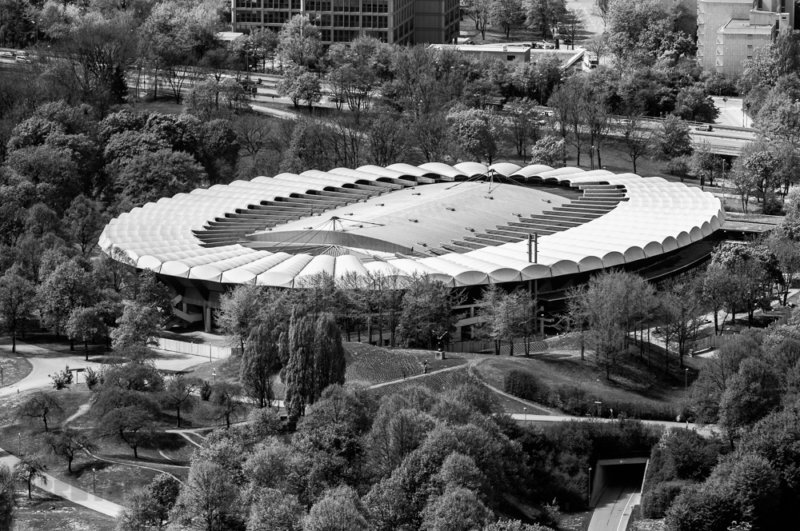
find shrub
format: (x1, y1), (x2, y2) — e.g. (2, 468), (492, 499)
(641, 480), (690, 518)
(84, 367), (99, 390)
(200, 380), (212, 401)
(50, 369), (73, 390)
(503, 371), (546, 402)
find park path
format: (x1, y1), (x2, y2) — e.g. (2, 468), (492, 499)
(511, 413), (719, 437)
(366, 362), (468, 390)
(0, 447), (124, 518)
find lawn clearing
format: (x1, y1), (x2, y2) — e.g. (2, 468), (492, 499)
(473, 353), (683, 417)
(0, 356), (32, 390)
(368, 367), (474, 398)
(344, 343), (424, 386)
(13, 486), (116, 531)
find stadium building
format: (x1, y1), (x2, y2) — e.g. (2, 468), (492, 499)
(99, 163), (725, 340)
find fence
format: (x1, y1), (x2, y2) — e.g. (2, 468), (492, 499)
(155, 338), (240, 360)
(446, 339), (549, 355)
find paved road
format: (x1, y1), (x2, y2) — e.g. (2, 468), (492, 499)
(588, 487), (640, 531)
(0, 448), (124, 518)
(712, 96), (752, 128)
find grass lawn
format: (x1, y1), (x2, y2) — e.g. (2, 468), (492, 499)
(473, 352), (685, 417)
(12, 486), (116, 531)
(344, 343), (471, 388)
(0, 356), (32, 390)
(368, 366), (474, 398)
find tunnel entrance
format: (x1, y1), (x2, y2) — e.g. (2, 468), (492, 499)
(590, 458), (648, 507)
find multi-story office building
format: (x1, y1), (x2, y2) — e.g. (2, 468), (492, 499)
(697, 0), (799, 78)
(231, 0), (459, 45)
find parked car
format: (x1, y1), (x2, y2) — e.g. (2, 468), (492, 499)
(15, 56), (31, 64)
(0, 51), (13, 58)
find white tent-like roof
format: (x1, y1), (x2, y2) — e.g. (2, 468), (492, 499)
(99, 163), (725, 288)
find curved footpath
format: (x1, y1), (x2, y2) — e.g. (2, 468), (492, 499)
(0, 338), (216, 518)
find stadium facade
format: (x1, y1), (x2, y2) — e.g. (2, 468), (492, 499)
(100, 163), (725, 338)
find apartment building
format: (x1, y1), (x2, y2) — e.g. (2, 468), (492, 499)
(231, 0), (459, 45)
(697, 0), (799, 77)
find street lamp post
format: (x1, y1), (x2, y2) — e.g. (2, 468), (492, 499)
(684, 368), (689, 392)
(523, 406), (527, 422)
(92, 468), (96, 494)
(17, 432), (21, 455)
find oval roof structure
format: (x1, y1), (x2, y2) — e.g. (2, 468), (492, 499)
(99, 163), (725, 288)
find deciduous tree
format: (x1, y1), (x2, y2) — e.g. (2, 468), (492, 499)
(17, 392), (62, 432)
(0, 268), (35, 353)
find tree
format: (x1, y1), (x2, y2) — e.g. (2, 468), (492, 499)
(118, 473), (181, 531)
(284, 311), (316, 421)
(0, 268), (35, 353)
(569, 271), (654, 379)
(173, 460), (242, 531)
(741, 147), (781, 209)
(490, 0), (525, 39)
(446, 107), (501, 163)
(37, 259), (95, 340)
(620, 113), (652, 174)
(14, 456), (46, 500)
(366, 112), (410, 166)
(17, 392), (62, 432)
(690, 142), (718, 188)
(420, 487), (493, 531)
(0, 464), (13, 530)
(162, 376), (197, 428)
(114, 149), (207, 207)
(45, 429), (96, 473)
(529, 136), (565, 166)
(277, 66), (322, 109)
(63, 195), (106, 255)
(110, 302), (161, 350)
(504, 100), (540, 158)
(304, 486), (368, 531)
(99, 406), (156, 459)
(209, 382), (244, 429)
(247, 488), (304, 531)
(278, 15), (322, 69)
(217, 285), (263, 353)
(240, 325), (281, 408)
(66, 306), (108, 361)
(558, 9), (584, 49)
(606, 0), (694, 66)
(526, 0), (567, 40)
(312, 313), (347, 401)
(396, 277), (455, 349)
(674, 85), (719, 123)
(477, 286), (535, 356)
(719, 358), (782, 433)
